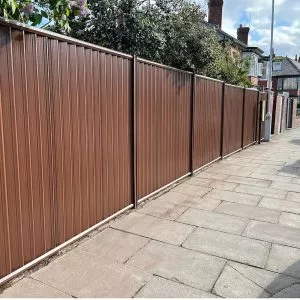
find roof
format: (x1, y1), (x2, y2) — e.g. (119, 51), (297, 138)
(202, 20), (247, 49)
(201, 20), (264, 55)
(272, 57), (300, 77)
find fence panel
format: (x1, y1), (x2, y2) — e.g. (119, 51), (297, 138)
(0, 25), (132, 278)
(136, 60), (191, 200)
(193, 77), (223, 170)
(223, 85), (244, 156)
(243, 89), (259, 147)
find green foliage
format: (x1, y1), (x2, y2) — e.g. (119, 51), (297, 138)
(216, 48), (253, 87)
(0, 0), (90, 30)
(2, 0), (252, 86)
(52, 0), (232, 78)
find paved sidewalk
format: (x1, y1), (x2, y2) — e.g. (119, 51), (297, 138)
(2, 128), (300, 298)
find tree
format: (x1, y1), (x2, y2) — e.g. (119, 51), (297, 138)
(52, 0), (225, 75)
(0, 0), (90, 30)
(216, 49), (252, 87)
(57, 0), (251, 86)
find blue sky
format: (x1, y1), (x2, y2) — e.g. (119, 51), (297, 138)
(198, 0), (300, 58)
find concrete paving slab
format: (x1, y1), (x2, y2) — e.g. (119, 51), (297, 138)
(206, 168), (252, 177)
(272, 284), (300, 297)
(177, 208), (248, 235)
(0, 277), (71, 298)
(225, 175), (271, 187)
(243, 220), (300, 248)
(31, 250), (152, 297)
(204, 189), (261, 206)
(235, 185), (287, 199)
(266, 244), (300, 278)
(292, 178), (300, 185)
(196, 172), (229, 181)
(137, 194), (188, 220)
(252, 159), (285, 166)
(216, 202), (280, 224)
(270, 181), (300, 193)
(185, 177), (237, 191)
(228, 261), (300, 295)
(178, 196), (221, 211)
(259, 197), (300, 214)
(287, 192), (300, 202)
(111, 212), (195, 246)
(183, 228), (270, 268)
(249, 172), (293, 183)
(172, 183), (211, 197)
(213, 265), (270, 298)
(127, 240), (225, 292)
(77, 228), (149, 263)
(279, 212), (300, 229)
(135, 276), (218, 298)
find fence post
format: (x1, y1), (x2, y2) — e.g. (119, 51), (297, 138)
(131, 55), (137, 208)
(189, 69), (196, 176)
(220, 82), (225, 158)
(241, 88), (246, 149)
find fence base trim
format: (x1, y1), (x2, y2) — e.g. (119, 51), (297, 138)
(0, 203), (134, 287)
(137, 173), (191, 204)
(193, 157), (222, 174)
(222, 148), (243, 159)
(243, 141), (257, 150)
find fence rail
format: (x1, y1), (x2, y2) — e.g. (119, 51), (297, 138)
(0, 18), (264, 282)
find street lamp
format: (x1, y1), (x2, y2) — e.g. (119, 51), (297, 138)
(265, 0), (275, 142)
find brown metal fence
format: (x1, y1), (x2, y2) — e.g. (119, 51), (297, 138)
(0, 19), (265, 282)
(243, 89), (259, 148)
(222, 85), (245, 156)
(193, 76), (223, 170)
(136, 60), (191, 200)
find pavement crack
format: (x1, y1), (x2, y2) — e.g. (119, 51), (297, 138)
(228, 264), (271, 295)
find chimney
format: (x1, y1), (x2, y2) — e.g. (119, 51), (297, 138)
(296, 55), (298, 61)
(237, 24), (250, 45)
(208, 0), (224, 28)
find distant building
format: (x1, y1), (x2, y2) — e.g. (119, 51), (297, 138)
(205, 0), (264, 87)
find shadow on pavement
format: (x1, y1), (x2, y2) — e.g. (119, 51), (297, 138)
(280, 160), (300, 178)
(260, 261), (300, 298)
(290, 139), (300, 146)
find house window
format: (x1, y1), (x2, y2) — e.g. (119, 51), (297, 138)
(283, 78), (298, 90)
(297, 98), (300, 116)
(277, 78), (283, 90)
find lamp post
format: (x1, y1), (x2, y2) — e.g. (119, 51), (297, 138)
(265, 0), (275, 142)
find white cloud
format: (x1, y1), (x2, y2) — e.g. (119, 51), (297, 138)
(197, 0), (300, 57)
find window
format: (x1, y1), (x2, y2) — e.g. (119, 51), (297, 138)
(297, 98), (300, 116)
(283, 78), (298, 90)
(277, 78), (283, 90)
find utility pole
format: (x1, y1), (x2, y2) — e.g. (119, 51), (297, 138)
(265, 0), (275, 142)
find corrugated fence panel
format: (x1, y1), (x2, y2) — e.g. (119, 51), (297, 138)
(136, 61), (191, 200)
(193, 77), (223, 170)
(0, 24), (132, 278)
(223, 85), (244, 156)
(243, 89), (259, 147)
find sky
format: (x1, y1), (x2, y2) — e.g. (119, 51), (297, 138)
(198, 0), (300, 58)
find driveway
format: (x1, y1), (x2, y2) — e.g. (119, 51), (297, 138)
(2, 128), (300, 298)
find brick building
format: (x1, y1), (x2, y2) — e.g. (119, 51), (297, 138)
(205, 0), (264, 88)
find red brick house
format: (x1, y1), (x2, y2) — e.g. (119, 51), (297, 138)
(206, 0), (264, 88)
